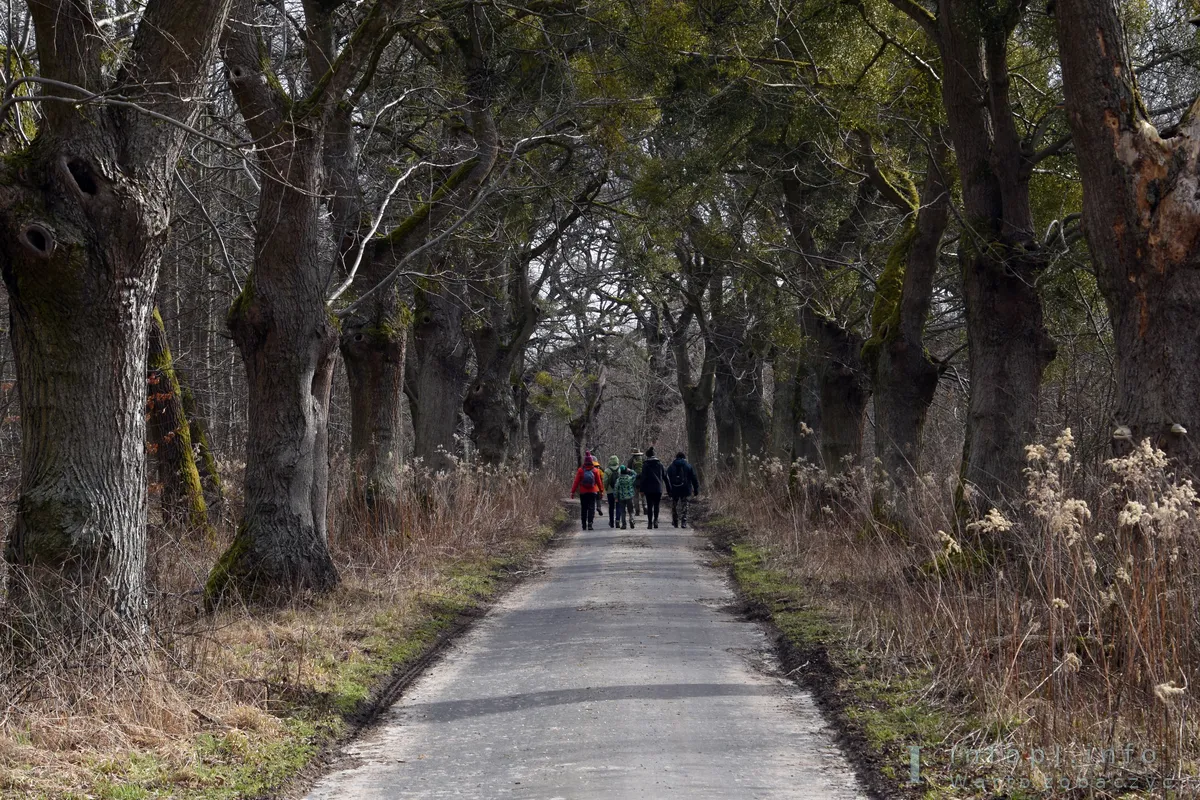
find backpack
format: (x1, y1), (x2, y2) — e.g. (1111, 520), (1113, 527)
(581, 468), (596, 490)
(668, 463), (686, 489)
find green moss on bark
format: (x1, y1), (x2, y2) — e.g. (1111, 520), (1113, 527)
(204, 526), (253, 610)
(861, 222), (918, 369)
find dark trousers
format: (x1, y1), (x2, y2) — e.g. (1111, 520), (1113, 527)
(672, 496), (690, 526)
(580, 493), (598, 528)
(606, 493), (616, 526)
(617, 498), (634, 527)
(644, 492), (662, 526)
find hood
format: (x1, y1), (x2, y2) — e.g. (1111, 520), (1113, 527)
(644, 456), (660, 464)
(608, 455), (621, 468)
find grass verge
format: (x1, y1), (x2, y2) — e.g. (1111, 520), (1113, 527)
(1, 494), (567, 799)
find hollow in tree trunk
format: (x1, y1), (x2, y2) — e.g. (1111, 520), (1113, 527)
(0, 0), (233, 628)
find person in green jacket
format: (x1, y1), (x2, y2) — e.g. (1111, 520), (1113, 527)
(615, 464), (639, 529)
(627, 450), (646, 516)
(604, 455), (622, 528)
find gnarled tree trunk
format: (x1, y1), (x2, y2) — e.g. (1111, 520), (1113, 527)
(1056, 0), (1200, 466)
(207, 2), (355, 605)
(939, 0), (1055, 507)
(0, 0), (231, 627)
(342, 290), (407, 504)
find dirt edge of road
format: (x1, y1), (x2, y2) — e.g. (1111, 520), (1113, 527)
(700, 512), (906, 800)
(279, 510), (577, 799)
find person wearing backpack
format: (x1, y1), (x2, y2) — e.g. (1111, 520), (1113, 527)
(615, 464), (639, 529)
(570, 454), (605, 530)
(638, 447), (667, 529)
(666, 451), (700, 528)
(603, 455), (622, 528)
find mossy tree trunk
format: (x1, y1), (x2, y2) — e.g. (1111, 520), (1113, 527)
(1056, 0), (1200, 466)
(0, 0), (232, 628)
(147, 309), (214, 537)
(863, 142), (951, 493)
(178, 371), (226, 515)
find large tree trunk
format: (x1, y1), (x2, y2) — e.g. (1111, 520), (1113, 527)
(147, 309), (212, 535)
(1056, 0), (1200, 466)
(936, 1), (1056, 507)
(208, 7), (346, 605)
(713, 362), (741, 472)
(342, 288), (407, 505)
(406, 283), (469, 470)
(731, 351), (769, 460)
(464, 365), (521, 465)
(803, 310), (871, 471)
(0, 0), (232, 627)
(865, 149), (951, 490)
(770, 350), (799, 463)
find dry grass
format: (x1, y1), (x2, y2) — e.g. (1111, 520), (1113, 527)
(714, 434), (1200, 795)
(0, 462), (561, 799)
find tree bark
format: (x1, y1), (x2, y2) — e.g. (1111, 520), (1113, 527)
(208, 1), (365, 605)
(713, 360), (741, 472)
(730, 347), (769, 460)
(147, 308), (212, 535)
(937, 0), (1055, 507)
(864, 147), (951, 490)
(0, 0), (232, 627)
(770, 349), (799, 463)
(1056, 0), (1200, 465)
(178, 368), (226, 516)
(342, 3), (498, 482)
(406, 282), (470, 470)
(342, 291), (407, 504)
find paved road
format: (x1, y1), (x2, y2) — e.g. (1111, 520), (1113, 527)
(308, 512), (865, 799)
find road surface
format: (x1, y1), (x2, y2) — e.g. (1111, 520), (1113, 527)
(308, 512), (865, 799)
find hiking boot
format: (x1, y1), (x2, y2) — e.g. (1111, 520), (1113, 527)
(681, 522), (689, 529)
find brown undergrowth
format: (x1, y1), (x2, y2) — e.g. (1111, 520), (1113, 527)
(0, 464), (562, 799)
(713, 433), (1200, 798)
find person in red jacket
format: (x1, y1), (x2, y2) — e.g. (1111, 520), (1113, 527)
(570, 453), (605, 531)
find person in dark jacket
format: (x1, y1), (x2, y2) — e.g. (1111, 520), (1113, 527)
(665, 451), (700, 528)
(638, 447), (667, 529)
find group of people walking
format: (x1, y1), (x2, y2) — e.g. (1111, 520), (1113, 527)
(570, 447), (700, 531)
